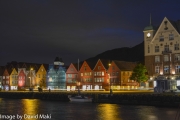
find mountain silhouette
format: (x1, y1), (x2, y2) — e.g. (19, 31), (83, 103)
(85, 41), (144, 64)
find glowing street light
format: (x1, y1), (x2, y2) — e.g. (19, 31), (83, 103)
(29, 68), (33, 90)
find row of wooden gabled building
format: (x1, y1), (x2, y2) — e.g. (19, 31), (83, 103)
(0, 57), (138, 91)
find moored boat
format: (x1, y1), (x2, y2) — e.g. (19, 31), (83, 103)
(69, 95), (92, 102)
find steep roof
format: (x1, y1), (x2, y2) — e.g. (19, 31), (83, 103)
(100, 59), (111, 70)
(169, 19), (180, 34)
(113, 60), (136, 71)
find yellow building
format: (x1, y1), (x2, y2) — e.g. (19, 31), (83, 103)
(35, 64), (47, 88)
(10, 68), (18, 90)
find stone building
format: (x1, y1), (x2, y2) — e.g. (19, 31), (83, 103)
(144, 17), (180, 89)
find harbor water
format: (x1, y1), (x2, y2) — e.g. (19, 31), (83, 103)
(0, 98), (179, 120)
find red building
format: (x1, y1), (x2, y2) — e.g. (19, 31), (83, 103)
(93, 59), (110, 91)
(66, 63), (79, 91)
(79, 60), (96, 90)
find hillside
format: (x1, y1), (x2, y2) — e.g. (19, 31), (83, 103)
(85, 41), (144, 63)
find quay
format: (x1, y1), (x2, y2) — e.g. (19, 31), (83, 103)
(0, 91), (180, 108)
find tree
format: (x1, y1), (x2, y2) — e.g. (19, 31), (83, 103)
(130, 63), (148, 84)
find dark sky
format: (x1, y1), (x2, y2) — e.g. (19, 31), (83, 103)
(1, 0), (180, 66)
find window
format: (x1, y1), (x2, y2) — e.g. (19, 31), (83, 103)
(81, 73), (83, 76)
(176, 65), (180, 73)
(98, 66), (101, 70)
(164, 55), (169, 62)
(159, 36), (164, 41)
(155, 66), (160, 73)
(175, 54), (180, 61)
(102, 72), (104, 76)
(164, 45), (169, 51)
(155, 46), (159, 52)
(3, 76), (5, 79)
(84, 67), (86, 71)
(94, 78), (104, 82)
(68, 74), (72, 78)
(164, 66), (169, 73)
(155, 56), (160, 62)
(169, 34), (174, 40)
(174, 43), (179, 50)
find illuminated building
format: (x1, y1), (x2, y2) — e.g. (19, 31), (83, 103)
(46, 57), (66, 90)
(144, 17), (180, 89)
(0, 66), (5, 90)
(107, 60), (137, 90)
(66, 63), (80, 91)
(35, 64), (48, 89)
(79, 60), (96, 90)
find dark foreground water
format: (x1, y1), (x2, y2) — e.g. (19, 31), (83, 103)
(0, 98), (179, 120)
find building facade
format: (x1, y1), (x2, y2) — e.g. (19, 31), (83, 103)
(144, 17), (180, 89)
(46, 57), (66, 90)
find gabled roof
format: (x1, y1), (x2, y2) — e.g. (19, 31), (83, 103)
(93, 59), (111, 70)
(100, 59), (111, 70)
(72, 61), (83, 71)
(113, 60), (136, 71)
(0, 66), (5, 76)
(85, 60), (97, 70)
(169, 19), (180, 34)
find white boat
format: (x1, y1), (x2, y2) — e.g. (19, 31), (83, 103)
(69, 95), (92, 102)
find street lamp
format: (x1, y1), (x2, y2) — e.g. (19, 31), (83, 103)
(29, 68), (33, 90)
(108, 63), (113, 95)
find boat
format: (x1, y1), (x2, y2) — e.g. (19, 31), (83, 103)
(69, 95), (92, 102)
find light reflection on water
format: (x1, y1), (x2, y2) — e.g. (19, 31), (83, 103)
(0, 98), (179, 120)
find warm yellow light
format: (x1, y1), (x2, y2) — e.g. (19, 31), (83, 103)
(30, 68), (33, 70)
(172, 71), (175, 74)
(108, 63), (111, 66)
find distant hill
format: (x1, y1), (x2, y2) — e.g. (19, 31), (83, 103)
(85, 41), (144, 64)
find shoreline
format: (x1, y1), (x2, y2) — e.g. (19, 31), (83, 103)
(0, 92), (180, 108)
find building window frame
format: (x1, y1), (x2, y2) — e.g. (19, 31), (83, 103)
(174, 43), (179, 50)
(155, 66), (160, 73)
(159, 36), (164, 41)
(169, 34), (174, 40)
(155, 46), (159, 52)
(155, 56), (160, 62)
(176, 65), (180, 73)
(164, 55), (169, 62)
(164, 66), (169, 73)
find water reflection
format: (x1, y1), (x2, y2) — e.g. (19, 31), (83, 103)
(97, 104), (121, 120)
(0, 99), (178, 120)
(22, 99), (40, 115)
